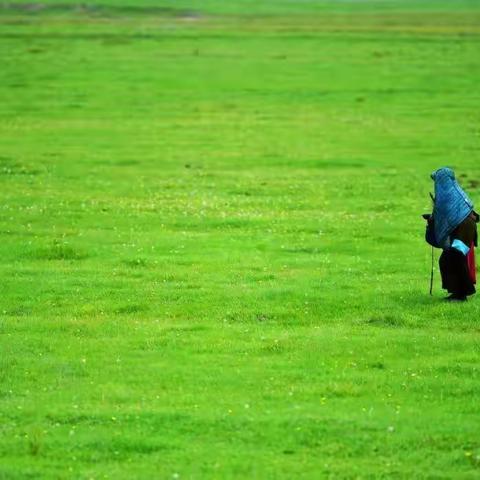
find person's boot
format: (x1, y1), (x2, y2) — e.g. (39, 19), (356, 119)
(445, 294), (467, 302)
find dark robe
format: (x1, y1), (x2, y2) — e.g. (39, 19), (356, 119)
(468, 245), (476, 284)
(439, 214), (478, 298)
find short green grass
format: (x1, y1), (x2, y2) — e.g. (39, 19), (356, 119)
(1, 1), (480, 478)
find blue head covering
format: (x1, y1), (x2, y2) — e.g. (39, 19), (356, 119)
(431, 167), (474, 247)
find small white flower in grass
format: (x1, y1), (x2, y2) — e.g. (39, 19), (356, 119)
(387, 426), (395, 433)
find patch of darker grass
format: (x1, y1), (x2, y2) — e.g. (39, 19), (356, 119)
(171, 218), (260, 232)
(7, 83), (28, 88)
(325, 382), (363, 397)
(366, 315), (404, 328)
(435, 364), (478, 376)
(223, 312), (244, 323)
(4, 305), (32, 317)
(114, 159), (139, 167)
(0, 156), (41, 176)
(87, 438), (170, 458)
(261, 339), (288, 354)
(369, 361), (386, 370)
(284, 247), (320, 254)
(164, 325), (209, 333)
(29, 241), (88, 261)
(114, 303), (148, 314)
(308, 160), (366, 169)
(229, 190), (253, 196)
(122, 258), (148, 268)
(46, 413), (105, 426)
(28, 428), (43, 457)
(244, 273), (275, 282)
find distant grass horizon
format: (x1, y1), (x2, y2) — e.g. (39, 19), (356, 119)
(2, 0), (480, 14)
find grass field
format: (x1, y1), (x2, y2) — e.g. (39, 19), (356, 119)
(1, 0), (480, 478)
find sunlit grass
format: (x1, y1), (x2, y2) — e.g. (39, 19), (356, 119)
(1, 1), (480, 478)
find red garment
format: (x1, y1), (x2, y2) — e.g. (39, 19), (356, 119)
(467, 242), (476, 284)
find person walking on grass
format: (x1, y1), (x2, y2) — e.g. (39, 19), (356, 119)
(428, 167), (478, 302)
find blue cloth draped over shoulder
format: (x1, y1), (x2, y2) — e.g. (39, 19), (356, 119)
(431, 167), (474, 248)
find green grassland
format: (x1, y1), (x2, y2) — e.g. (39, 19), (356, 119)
(1, 0), (480, 478)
